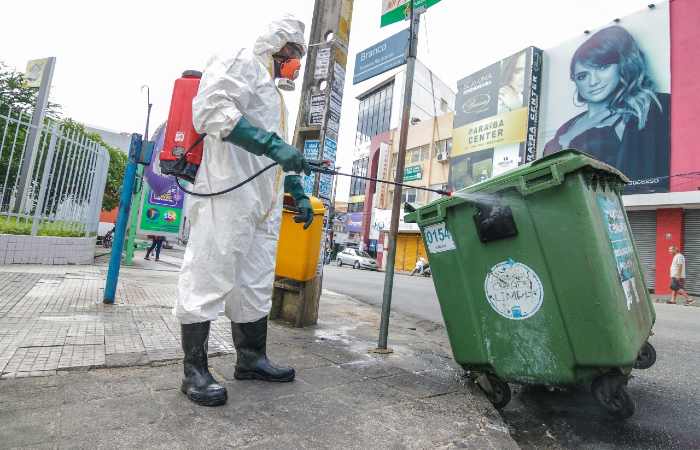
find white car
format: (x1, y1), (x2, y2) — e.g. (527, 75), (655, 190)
(336, 248), (378, 270)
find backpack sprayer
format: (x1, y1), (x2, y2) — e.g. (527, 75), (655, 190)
(158, 71), (452, 199)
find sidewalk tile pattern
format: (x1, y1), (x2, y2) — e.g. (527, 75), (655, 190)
(0, 250), (520, 449)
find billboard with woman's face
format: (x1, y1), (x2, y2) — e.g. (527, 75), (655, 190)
(538, 3), (670, 194)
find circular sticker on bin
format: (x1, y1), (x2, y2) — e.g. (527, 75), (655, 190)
(484, 259), (543, 320)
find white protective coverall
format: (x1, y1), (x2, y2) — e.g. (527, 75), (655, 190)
(174, 15), (306, 324)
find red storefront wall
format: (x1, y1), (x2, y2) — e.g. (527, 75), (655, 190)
(654, 209), (683, 294)
(652, 1), (699, 294)
(669, 0), (700, 193)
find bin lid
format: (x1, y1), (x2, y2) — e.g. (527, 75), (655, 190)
(282, 193), (326, 215)
(405, 149), (627, 224)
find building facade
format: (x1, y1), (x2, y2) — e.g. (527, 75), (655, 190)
(346, 59), (456, 254)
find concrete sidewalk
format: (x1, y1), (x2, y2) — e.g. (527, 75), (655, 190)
(0, 249), (517, 449)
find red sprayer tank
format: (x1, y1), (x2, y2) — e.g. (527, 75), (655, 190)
(160, 70), (203, 183)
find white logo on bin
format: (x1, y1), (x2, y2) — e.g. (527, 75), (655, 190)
(485, 259), (543, 320)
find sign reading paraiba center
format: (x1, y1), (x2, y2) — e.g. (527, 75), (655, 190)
(137, 183), (186, 238)
(381, 0), (443, 27)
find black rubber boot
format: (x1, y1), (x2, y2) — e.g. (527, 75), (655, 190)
(181, 321), (228, 406)
(231, 316), (295, 382)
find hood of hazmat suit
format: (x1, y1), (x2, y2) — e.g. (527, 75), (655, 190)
(174, 15), (307, 325)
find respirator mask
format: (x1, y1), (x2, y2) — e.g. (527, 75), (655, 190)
(274, 43), (303, 91)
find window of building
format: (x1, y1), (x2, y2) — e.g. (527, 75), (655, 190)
(428, 184), (447, 203)
(355, 81), (394, 145)
(349, 157), (369, 199)
(440, 98), (448, 113)
(348, 202), (364, 213)
(387, 188), (420, 207)
(434, 138), (452, 156)
(404, 144), (430, 164)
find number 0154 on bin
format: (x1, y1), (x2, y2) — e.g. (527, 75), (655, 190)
(424, 223), (456, 254)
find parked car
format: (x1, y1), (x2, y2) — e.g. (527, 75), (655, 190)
(336, 248), (378, 270)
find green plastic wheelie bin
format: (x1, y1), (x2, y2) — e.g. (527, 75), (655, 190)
(404, 150), (656, 420)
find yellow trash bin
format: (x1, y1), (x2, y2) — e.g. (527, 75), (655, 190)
(275, 194), (326, 281)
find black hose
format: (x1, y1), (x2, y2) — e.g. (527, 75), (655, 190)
(176, 162), (278, 197)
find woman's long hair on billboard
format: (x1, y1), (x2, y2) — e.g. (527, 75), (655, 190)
(500, 53), (521, 88)
(569, 26), (662, 130)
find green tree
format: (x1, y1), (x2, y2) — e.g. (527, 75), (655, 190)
(61, 119), (126, 212)
(0, 61), (126, 212)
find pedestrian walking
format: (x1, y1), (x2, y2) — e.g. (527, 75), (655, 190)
(145, 235), (166, 262)
(668, 245), (694, 305)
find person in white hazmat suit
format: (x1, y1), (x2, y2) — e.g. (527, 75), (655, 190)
(174, 15), (314, 407)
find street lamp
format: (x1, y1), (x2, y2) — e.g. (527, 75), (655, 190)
(141, 85), (153, 140)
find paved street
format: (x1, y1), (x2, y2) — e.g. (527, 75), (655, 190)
(322, 261), (700, 449)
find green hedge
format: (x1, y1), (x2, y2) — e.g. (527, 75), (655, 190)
(0, 217), (96, 238)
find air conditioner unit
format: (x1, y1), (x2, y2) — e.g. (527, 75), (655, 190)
(436, 151), (450, 163)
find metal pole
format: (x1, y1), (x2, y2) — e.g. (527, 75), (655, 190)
(16, 57), (56, 213)
(104, 134), (142, 304)
(377, 2), (420, 351)
(125, 164), (144, 266)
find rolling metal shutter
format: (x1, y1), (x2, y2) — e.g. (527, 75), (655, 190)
(682, 210), (700, 295)
(395, 234), (426, 271)
(627, 210), (657, 291)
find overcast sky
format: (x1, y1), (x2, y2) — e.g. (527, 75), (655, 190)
(1, 0), (658, 201)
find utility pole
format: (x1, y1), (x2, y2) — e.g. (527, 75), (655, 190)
(104, 134), (142, 304)
(270, 0), (354, 327)
(376, 2), (421, 352)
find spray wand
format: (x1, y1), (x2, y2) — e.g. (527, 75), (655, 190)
(306, 159), (452, 197)
(176, 158), (452, 198)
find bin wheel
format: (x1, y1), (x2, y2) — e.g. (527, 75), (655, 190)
(591, 377), (635, 421)
(353, 261), (360, 269)
(482, 373), (511, 409)
(337, 259), (342, 267)
(634, 341), (656, 370)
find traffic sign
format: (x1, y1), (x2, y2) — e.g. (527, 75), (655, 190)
(381, 0), (442, 27)
(353, 28), (409, 85)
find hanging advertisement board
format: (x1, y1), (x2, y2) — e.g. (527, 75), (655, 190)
(136, 182), (186, 237)
(537, 4), (670, 194)
(449, 47), (542, 191)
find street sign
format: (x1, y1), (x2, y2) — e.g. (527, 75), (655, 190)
(393, 164), (422, 182)
(380, 0), (443, 28)
(23, 58), (48, 88)
(353, 28), (409, 85)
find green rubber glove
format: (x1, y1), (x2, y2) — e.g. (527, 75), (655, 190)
(223, 117), (311, 175)
(284, 175), (314, 229)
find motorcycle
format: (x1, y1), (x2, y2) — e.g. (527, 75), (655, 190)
(411, 258), (431, 277)
(103, 230), (114, 248)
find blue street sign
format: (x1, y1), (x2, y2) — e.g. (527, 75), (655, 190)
(353, 29), (409, 85)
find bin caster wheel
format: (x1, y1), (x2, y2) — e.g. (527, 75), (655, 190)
(477, 373), (511, 409)
(591, 377), (635, 420)
(633, 341), (656, 370)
